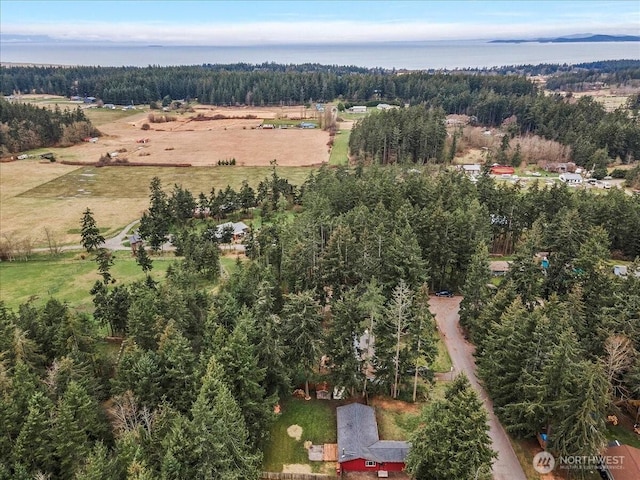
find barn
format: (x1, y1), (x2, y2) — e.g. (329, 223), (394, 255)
(337, 403), (410, 475)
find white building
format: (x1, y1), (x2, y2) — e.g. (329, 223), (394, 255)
(349, 106), (367, 113)
(559, 173), (583, 184)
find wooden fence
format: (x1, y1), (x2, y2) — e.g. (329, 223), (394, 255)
(261, 472), (335, 480)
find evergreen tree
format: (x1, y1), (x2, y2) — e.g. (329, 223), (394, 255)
(459, 241), (492, 333)
(139, 177), (171, 252)
(406, 374), (496, 480)
(80, 208), (105, 253)
(12, 391), (55, 477)
(189, 357), (261, 479)
(217, 313), (275, 449)
(325, 289), (365, 397)
(156, 322), (197, 413)
(135, 245), (153, 275)
(281, 291), (323, 398)
(95, 248), (114, 285)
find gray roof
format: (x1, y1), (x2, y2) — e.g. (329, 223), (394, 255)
(337, 403), (410, 464)
(215, 221), (249, 237)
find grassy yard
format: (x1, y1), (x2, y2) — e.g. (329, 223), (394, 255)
(375, 404), (420, 441)
(432, 333), (453, 373)
(263, 397), (337, 472)
(0, 250), (176, 313)
(329, 129), (350, 166)
(606, 422), (640, 449)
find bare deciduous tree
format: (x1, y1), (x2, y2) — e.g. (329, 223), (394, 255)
(108, 390), (156, 437)
(601, 334), (637, 398)
(43, 226), (61, 256)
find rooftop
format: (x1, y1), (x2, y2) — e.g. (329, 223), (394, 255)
(337, 403), (410, 464)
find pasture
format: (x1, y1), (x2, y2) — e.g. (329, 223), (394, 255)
(0, 160), (315, 247)
(1, 102), (350, 247)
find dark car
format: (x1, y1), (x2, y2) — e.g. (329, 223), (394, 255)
(435, 290), (454, 297)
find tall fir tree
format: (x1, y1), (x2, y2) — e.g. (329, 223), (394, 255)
(406, 374), (496, 480)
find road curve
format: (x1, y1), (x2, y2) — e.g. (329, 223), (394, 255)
(430, 296), (527, 480)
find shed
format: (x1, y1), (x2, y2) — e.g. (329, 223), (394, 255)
(337, 403), (409, 474)
(489, 261), (510, 276)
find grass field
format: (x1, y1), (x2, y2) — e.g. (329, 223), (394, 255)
(328, 129), (350, 166)
(0, 250), (238, 314)
(83, 107), (143, 126)
(263, 398), (337, 472)
(0, 250), (176, 313)
(1, 161), (316, 246)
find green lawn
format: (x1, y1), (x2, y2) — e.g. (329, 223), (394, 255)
(263, 397), (337, 472)
(606, 422), (640, 449)
(329, 129), (350, 166)
(375, 406), (420, 441)
(0, 250), (176, 313)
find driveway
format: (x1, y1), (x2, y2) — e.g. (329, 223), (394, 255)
(429, 296), (527, 480)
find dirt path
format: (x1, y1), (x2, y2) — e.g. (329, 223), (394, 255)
(429, 296), (527, 480)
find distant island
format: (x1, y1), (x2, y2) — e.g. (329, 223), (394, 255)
(491, 34), (640, 44)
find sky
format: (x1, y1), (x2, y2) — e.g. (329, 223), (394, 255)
(1, 0), (639, 45)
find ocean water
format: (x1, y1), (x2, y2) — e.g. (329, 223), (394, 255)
(0, 41), (639, 69)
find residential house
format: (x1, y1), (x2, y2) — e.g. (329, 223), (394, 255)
(337, 403), (410, 474)
(559, 173), (583, 184)
(461, 164), (482, 177)
(544, 162), (576, 173)
(214, 221), (249, 241)
(601, 442), (640, 480)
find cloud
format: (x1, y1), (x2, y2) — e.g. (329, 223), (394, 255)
(2, 18), (638, 44)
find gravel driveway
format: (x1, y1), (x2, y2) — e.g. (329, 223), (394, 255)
(429, 296), (527, 480)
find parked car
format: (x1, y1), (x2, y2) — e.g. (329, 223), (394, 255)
(435, 290), (454, 297)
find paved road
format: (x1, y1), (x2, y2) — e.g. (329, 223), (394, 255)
(429, 296), (527, 480)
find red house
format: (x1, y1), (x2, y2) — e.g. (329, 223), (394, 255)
(337, 403), (410, 474)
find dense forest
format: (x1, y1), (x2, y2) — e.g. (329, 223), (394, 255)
(3, 62), (640, 163)
(0, 98), (98, 154)
(1, 165), (639, 478)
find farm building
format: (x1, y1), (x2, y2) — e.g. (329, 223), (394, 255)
(559, 173), (583, 184)
(349, 106), (367, 113)
(490, 165), (515, 175)
(337, 403), (409, 475)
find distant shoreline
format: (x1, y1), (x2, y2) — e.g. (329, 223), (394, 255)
(491, 34), (640, 44)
